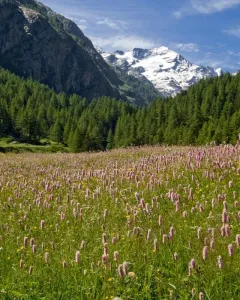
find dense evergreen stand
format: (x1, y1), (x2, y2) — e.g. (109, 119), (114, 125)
(0, 68), (240, 151)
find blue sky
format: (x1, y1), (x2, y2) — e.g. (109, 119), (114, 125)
(40, 0), (240, 72)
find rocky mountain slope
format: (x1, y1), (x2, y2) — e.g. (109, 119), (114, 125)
(0, 0), (222, 103)
(98, 46), (222, 97)
(112, 66), (162, 105)
(0, 0), (125, 99)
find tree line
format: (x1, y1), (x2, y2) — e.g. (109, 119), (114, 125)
(0, 67), (240, 152)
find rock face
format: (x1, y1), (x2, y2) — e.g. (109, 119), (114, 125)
(99, 46), (222, 97)
(0, 0), (123, 99)
(95, 47), (162, 105)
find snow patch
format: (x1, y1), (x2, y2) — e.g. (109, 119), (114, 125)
(97, 46), (221, 97)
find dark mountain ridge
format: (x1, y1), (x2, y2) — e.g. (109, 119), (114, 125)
(0, 0), (124, 99)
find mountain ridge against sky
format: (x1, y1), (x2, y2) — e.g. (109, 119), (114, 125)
(0, 0), (126, 100)
(0, 0), (165, 105)
(38, 0), (240, 74)
(97, 46), (222, 97)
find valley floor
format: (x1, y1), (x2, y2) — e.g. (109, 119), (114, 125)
(0, 146), (239, 299)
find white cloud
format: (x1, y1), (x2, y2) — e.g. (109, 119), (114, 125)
(173, 43), (199, 52)
(77, 19), (88, 31)
(77, 19), (87, 24)
(96, 18), (127, 31)
(194, 55), (238, 71)
(65, 15), (87, 24)
(191, 0), (240, 14)
(227, 50), (240, 56)
(65, 15), (88, 30)
(224, 26), (240, 38)
(91, 35), (157, 51)
(173, 11), (182, 18)
(77, 25), (87, 31)
(174, 0), (240, 18)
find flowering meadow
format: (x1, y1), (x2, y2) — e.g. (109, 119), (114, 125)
(0, 145), (240, 299)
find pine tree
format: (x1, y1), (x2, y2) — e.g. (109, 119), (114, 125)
(69, 128), (81, 152)
(106, 129), (114, 150)
(0, 98), (11, 137)
(50, 118), (63, 143)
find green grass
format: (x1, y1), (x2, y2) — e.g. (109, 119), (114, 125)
(0, 139), (69, 153)
(0, 146), (239, 299)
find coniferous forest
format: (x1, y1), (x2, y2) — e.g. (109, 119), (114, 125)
(0, 67), (240, 152)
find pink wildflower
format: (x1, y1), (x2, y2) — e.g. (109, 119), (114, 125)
(202, 246), (208, 260)
(162, 234), (168, 244)
(24, 237), (28, 248)
(188, 265), (193, 276)
(197, 228), (201, 239)
(118, 264), (124, 277)
(210, 239), (215, 249)
(40, 220), (45, 230)
(19, 259), (24, 269)
(114, 251), (119, 261)
(173, 252), (178, 261)
(217, 256), (224, 269)
(236, 234), (240, 247)
(158, 215), (162, 226)
(75, 251), (80, 264)
(169, 227), (174, 239)
(190, 258), (196, 269)
(102, 253), (108, 263)
(123, 261), (128, 275)
(228, 244), (233, 256)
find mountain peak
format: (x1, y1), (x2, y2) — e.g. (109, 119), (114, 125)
(215, 68), (222, 76)
(114, 50), (125, 55)
(151, 46), (170, 53)
(132, 48), (151, 59)
(97, 45), (220, 97)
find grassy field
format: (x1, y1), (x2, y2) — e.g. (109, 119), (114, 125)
(0, 139), (68, 153)
(0, 146), (240, 299)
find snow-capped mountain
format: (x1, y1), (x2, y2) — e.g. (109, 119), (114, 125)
(97, 46), (221, 97)
(233, 70), (240, 76)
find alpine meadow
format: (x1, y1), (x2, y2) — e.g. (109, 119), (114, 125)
(1, 0), (240, 299)
(1, 146), (240, 299)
